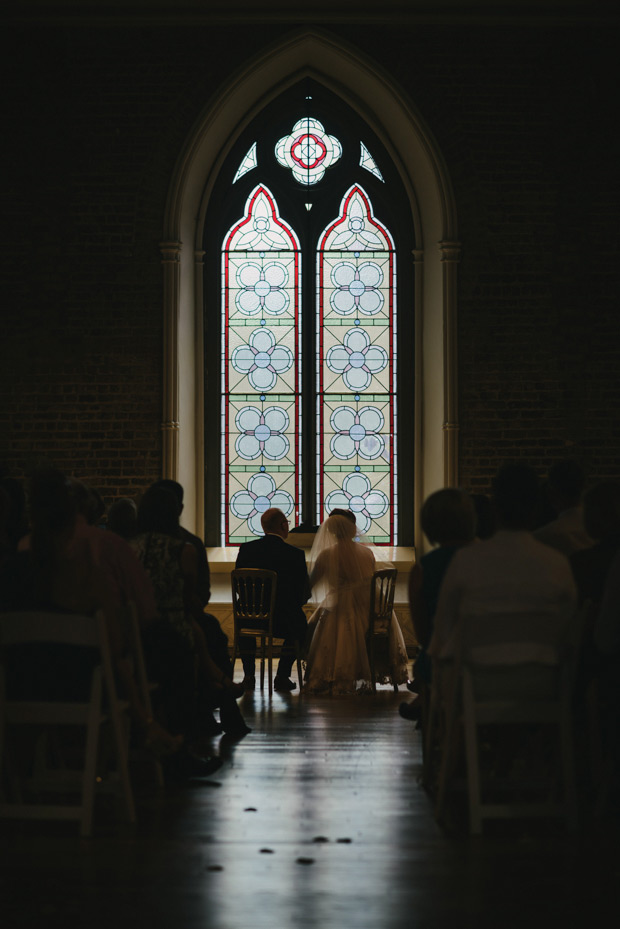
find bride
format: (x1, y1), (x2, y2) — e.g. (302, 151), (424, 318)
(304, 511), (409, 694)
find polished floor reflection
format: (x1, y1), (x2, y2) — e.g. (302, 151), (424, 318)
(1, 681), (617, 928)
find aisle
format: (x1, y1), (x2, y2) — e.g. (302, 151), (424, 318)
(1, 685), (616, 929)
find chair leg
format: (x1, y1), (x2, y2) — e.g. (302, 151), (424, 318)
(267, 638), (273, 697)
(259, 636), (266, 691)
(462, 674), (482, 834)
(368, 640), (376, 693)
(560, 705), (578, 831)
(435, 670), (460, 824)
(296, 654), (304, 692)
(81, 674), (103, 837)
(105, 678), (136, 828)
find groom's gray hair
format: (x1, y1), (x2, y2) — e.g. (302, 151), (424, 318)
(261, 507), (286, 533)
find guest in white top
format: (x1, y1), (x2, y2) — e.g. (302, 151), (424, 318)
(429, 463), (577, 660)
(534, 459), (593, 556)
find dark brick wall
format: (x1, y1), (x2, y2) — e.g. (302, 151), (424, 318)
(1, 22), (619, 508)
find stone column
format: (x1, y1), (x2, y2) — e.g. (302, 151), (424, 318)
(160, 241), (181, 480)
(439, 241), (461, 488)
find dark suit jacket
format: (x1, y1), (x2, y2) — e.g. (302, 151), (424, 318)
(235, 534), (311, 638)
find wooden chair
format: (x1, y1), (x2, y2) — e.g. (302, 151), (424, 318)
(0, 610), (136, 836)
(230, 569), (277, 696)
(366, 567), (398, 692)
(433, 609), (580, 834)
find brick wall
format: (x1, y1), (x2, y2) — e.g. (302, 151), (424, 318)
(1, 22), (619, 510)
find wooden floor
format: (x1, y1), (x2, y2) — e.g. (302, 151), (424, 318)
(1, 675), (618, 929)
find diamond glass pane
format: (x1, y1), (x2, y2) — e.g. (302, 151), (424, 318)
(222, 186), (301, 544)
(316, 185), (397, 544)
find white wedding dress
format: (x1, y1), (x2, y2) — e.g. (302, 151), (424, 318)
(304, 515), (409, 695)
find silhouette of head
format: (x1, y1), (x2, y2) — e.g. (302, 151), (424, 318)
(421, 488), (476, 547)
(261, 507), (289, 538)
(492, 463), (540, 530)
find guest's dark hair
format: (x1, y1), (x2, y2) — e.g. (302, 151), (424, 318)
(137, 485), (180, 536)
(0, 476), (28, 547)
(28, 468), (77, 596)
(492, 463), (540, 529)
(420, 488), (476, 546)
(582, 481), (620, 540)
(107, 497), (138, 540)
(69, 479), (105, 525)
(150, 479), (184, 513)
(547, 459), (587, 505)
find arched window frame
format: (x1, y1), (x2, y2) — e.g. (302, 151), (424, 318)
(161, 31), (459, 555)
(205, 80), (414, 545)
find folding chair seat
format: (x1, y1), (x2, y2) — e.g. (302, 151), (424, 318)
(0, 610), (136, 836)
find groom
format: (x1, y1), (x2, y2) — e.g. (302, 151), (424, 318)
(235, 507), (311, 692)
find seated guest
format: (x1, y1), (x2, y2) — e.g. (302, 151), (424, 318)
(149, 479), (231, 677)
(569, 481), (620, 717)
(401, 488), (476, 720)
(430, 463), (577, 661)
(0, 475), (28, 554)
(534, 459), (593, 556)
(68, 480), (158, 631)
(596, 548), (620, 658)
(0, 468), (183, 759)
(0, 485), (12, 569)
(107, 497), (138, 541)
(570, 481), (620, 605)
(235, 507), (311, 692)
(132, 484), (249, 738)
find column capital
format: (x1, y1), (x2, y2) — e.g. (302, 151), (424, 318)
(439, 241), (461, 263)
(160, 241), (182, 262)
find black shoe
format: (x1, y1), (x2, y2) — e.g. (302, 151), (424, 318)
(222, 724), (252, 739)
(399, 700), (421, 722)
(201, 713), (224, 736)
(164, 747), (223, 781)
(406, 680), (419, 694)
(274, 676), (297, 692)
(242, 675), (256, 691)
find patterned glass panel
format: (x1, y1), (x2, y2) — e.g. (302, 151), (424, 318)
(316, 185), (397, 544)
(233, 142), (258, 183)
(359, 142), (384, 182)
(222, 185), (301, 543)
(275, 118), (342, 185)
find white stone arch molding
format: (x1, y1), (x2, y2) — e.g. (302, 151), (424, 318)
(161, 28), (459, 546)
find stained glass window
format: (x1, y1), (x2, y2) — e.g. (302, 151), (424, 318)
(222, 185), (301, 543)
(316, 185), (397, 543)
(210, 84), (412, 546)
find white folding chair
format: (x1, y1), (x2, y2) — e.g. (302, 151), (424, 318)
(123, 601), (164, 788)
(0, 610), (136, 836)
(434, 609), (580, 834)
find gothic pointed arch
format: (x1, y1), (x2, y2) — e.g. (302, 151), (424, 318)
(162, 28), (458, 551)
